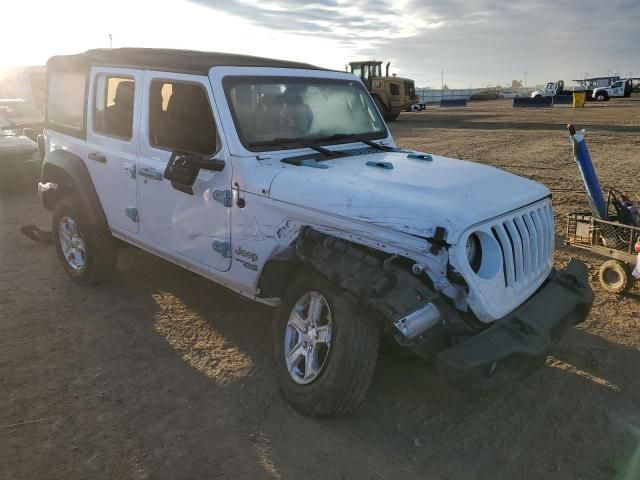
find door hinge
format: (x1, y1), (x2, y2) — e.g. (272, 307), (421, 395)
(124, 163), (136, 179)
(212, 239), (231, 258)
(125, 207), (139, 223)
(212, 189), (232, 208)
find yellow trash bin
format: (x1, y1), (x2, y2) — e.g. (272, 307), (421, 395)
(573, 92), (586, 108)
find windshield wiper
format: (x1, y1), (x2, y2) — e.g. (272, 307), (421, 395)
(249, 137), (341, 157)
(324, 133), (397, 152)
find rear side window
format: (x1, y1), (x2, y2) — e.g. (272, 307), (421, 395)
(93, 76), (135, 140)
(47, 73), (86, 134)
(148, 80), (217, 156)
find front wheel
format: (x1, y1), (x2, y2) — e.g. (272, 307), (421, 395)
(52, 196), (117, 285)
(596, 92), (608, 102)
(274, 271), (380, 417)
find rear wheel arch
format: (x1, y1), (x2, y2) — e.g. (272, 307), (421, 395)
(41, 150), (108, 230)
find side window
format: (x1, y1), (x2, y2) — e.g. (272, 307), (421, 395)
(93, 75), (135, 140)
(148, 80), (217, 156)
(47, 73), (86, 134)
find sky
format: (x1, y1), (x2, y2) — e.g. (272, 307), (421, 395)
(1, 0), (638, 88)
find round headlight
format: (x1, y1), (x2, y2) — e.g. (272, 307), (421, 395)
(466, 233), (482, 272)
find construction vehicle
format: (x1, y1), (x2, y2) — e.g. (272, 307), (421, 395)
(349, 61), (418, 122)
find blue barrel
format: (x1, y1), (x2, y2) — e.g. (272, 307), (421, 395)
(568, 125), (607, 219)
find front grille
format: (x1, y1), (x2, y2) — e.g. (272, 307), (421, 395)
(459, 198), (555, 322)
(490, 202), (554, 287)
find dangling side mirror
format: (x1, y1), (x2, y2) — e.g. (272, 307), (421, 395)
(164, 150), (225, 195)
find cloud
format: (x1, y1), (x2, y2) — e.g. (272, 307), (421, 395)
(188, 0), (640, 87)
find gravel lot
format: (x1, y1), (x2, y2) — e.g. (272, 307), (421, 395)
(2, 98), (639, 480)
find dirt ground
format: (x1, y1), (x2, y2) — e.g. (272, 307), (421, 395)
(2, 99), (639, 480)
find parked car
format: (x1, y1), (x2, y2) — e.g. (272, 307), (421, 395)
(0, 98), (44, 189)
(38, 48), (593, 417)
(499, 90), (521, 98)
(0, 128), (41, 189)
(0, 98), (43, 138)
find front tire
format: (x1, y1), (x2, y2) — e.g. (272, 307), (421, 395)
(274, 271), (380, 417)
(596, 92), (608, 102)
(52, 196), (117, 285)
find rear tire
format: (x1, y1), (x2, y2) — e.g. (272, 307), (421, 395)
(598, 260), (631, 294)
(373, 96), (387, 117)
(274, 270), (380, 417)
(52, 196), (117, 285)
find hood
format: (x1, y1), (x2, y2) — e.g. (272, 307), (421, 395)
(0, 135), (38, 156)
(268, 150), (550, 243)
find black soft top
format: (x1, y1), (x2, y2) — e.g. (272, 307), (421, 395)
(47, 48), (326, 75)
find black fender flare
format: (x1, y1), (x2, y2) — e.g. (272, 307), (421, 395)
(41, 149), (108, 230)
(256, 246), (303, 298)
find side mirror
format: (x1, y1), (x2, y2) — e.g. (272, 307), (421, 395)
(164, 150), (225, 195)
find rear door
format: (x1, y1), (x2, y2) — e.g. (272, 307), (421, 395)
(136, 71), (232, 271)
(86, 67), (141, 234)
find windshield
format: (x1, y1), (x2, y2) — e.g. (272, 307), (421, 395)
(0, 129), (19, 138)
(0, 101), (43, 126)
(223, 76), (388, 151)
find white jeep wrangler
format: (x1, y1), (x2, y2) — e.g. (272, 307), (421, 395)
(39, 49), (593, 417)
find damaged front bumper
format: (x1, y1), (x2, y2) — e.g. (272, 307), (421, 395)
(437, 259), (594, 390)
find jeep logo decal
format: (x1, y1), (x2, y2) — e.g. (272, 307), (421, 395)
(235, 246), (258, 263)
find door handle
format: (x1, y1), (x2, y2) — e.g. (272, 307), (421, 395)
(88, 152), (106, 163)
(138, 166), (163, 181)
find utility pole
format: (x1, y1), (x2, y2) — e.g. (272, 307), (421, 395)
(108, 33), (113, 49)
(441, 69), (444, 91)
(524, 70), (527, 88)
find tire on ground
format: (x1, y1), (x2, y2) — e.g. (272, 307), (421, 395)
(373, 96), (387, 117)
(598, 259), (631, 294)
(274, 270), (380, 417)
(52, 196), (117, 285)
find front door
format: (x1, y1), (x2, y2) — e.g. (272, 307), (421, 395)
(86, 67), (141, 234)
(137, 71), (232, 271)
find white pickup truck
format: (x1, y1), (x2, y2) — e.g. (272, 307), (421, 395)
(592, 79), (634, 101)
(38, 49), (593, 417)
(531, 80), (577, 99)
